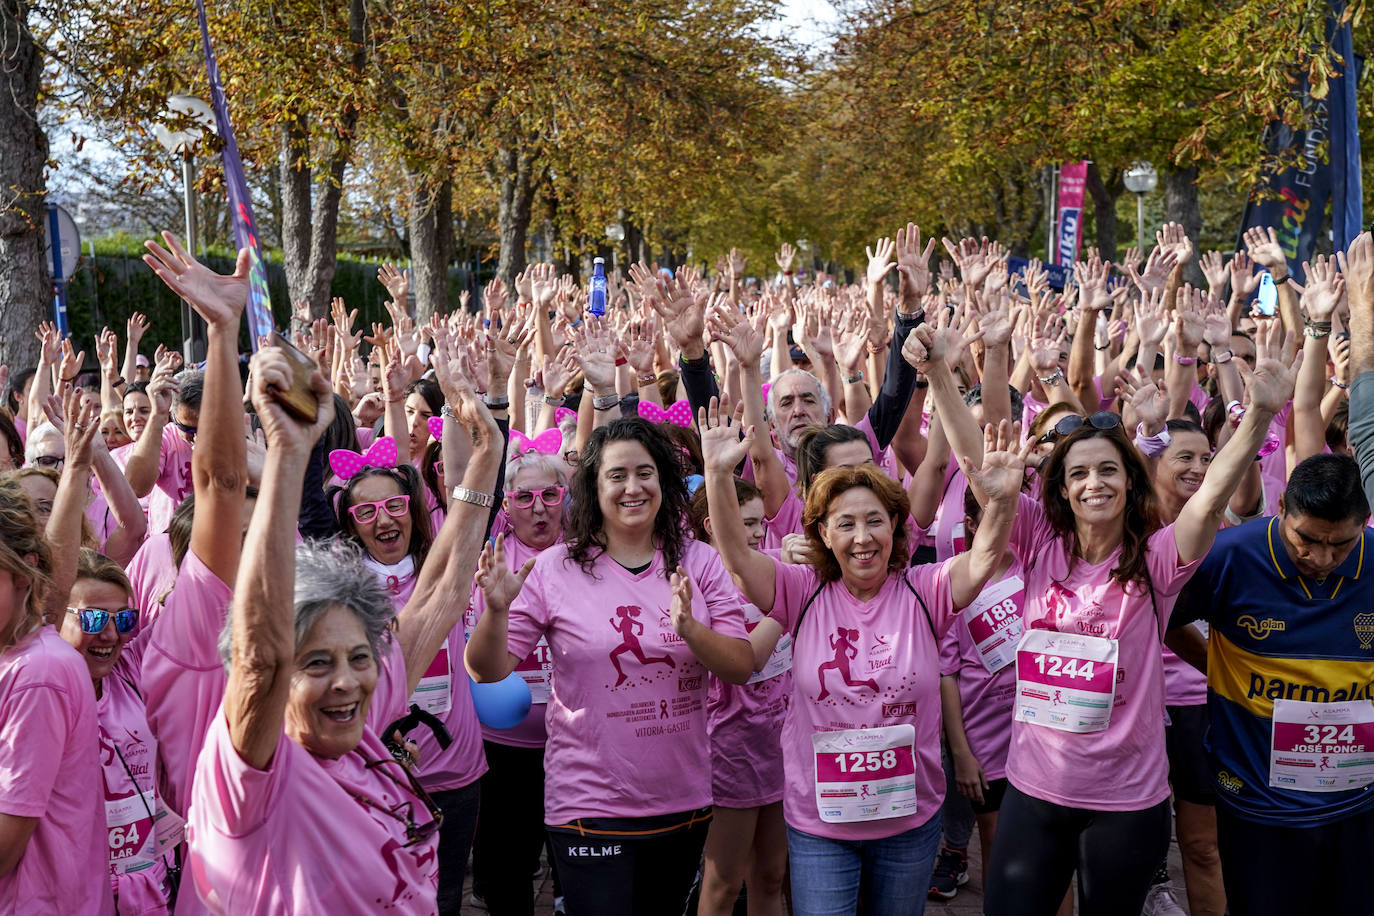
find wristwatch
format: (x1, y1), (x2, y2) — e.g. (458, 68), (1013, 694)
(451, 486), (495, 508)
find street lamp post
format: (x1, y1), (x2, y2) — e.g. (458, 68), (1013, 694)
(1123, 162), (1158, 255)
(606, 222), (625, 274)
(154, 95), (216, 364)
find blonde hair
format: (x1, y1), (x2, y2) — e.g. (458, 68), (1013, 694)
(0, 483), (52, 647)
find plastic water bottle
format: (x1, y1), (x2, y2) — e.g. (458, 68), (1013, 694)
(588, 257), (607, 316)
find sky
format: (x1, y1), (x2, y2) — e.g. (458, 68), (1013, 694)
(772, 0), (841, 52)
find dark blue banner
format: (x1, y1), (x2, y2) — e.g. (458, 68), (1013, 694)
(195, 0), (275, 349)
(1237, 1), (1362, 285)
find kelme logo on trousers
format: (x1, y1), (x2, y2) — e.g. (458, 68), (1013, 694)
(1238, 616), (1285, 640)
(1354, 613), (1374, 650)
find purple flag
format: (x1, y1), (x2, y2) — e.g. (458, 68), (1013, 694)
(195, 0), (275, 348)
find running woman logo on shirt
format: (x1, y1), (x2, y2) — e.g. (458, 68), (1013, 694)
(816, 627), (879, 701)
(608, 605), (676, 686)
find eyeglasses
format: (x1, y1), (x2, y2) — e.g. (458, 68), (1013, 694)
(32, 455), (63, 470)
(171, 418), (197, 442)
(344, 756), (444, 847)
(348, 494), (411, 524)
(1039, 411), (1123, 445)
(66, 606), (140, 635)
(509, 486), (565, 509)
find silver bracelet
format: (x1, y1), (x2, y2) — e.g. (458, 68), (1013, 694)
(543, 394), (566, 407)
(843, 370), (865, 384)
(1037, 370), (1065, 386)
(440, 404), (456, 419)
(592, 393), (619, 411)
(482, 394), (511, 410)
(451, 486), (495, 508)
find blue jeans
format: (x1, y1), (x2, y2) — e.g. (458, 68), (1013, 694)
(787, 815), (942, 916)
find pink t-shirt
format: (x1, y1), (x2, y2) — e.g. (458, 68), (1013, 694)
(769, 559), (956, 840)
(125, 534), (178, 629)
(937, 562), (1024, 780)
(188, 711), (439, 914)
(141, 550), (233, 819)
(0, 627), (112, 914)
(1161, 641), (1208, 707)
(762, 489), (804, 551)
(1006, 498), (1202, 811)
(149, 426), (195, 536)
(400, 623), (487, 794)
(112, 442), (175, 540)
(98, 659), (172, 914)
(707, 598), (791, 808)
(505, 539), (747, 823)
(464, 531), (554, 748)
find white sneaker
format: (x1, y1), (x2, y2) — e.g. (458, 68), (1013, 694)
(553, 895), (566, 915)
(1142, 882), (1187, 916)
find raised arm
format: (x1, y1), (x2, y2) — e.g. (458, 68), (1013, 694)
(395, 374), (503, 696)
(1175, 320), (1299, 564)
(709, 305), (789, 517)
(43, 389), (100, 622)
(224, 346), (335, 770)
(902, 315), (986, 496)
(947, 420), (1026, 608)
(143, 233), (250, 586)
(701, 398), (777, 611)
(120, 312), (148, 394)
(1292, 255), (1344, 464)
(465, 535), (535, 682)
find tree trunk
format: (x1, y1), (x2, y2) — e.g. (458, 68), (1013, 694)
(279, 111), (313, 307)
(0, 0), (50, 370)
(1164, 165), (1204, 287)
(1084, 163), (1123, 260)
(494, 144), (536, 289)
(408, 176), (451, 322)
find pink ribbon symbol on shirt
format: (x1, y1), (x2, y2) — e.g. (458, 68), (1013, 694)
(427, 416), (444, 442)
(638, 399), (693, 428)
(510, 428), (562, 457)
(329, 436), (398, 479)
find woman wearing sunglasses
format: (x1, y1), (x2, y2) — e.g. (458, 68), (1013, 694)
(465, 447), (568, 915)
(187, 336), (503, 913)
(0, 484), (107, 913)
(977, 323), (1299, 916)
(60, 549), (175, 913)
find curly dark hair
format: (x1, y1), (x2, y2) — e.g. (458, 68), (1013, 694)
(330, 464), (434, 570)
(564, 417), (689, 580)
(1038, 422), (1160, 590)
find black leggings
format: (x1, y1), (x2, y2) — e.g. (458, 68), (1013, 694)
(471, 741), (557, 915)
(1217, 804), (1374, 915)
(432, 780), (482, 916)
(984, 785), (1169, 916)
(547, 808), (711, 916)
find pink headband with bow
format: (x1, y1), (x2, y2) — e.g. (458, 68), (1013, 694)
(554, 407), (577, 427)
(427, 416), (444, 441)
(638, 399), (693, 428)
(329, 436), (398, 479)
(509, 428), (562, 458)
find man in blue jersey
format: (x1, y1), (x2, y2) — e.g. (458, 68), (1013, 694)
(1169, 454), (1373, 916)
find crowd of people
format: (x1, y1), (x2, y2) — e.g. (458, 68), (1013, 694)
(0, 217), (1371, 916)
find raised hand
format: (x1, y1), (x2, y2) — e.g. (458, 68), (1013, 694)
(1220, 254), (1256, 305)
(1027, 315), (1068, 376)
(1135, 288), (1169, 348)
(58, 338), (86, 382)
(94, 328), (118, 376)
(865, 237), (896, 288)
(623, 314), (659, 376)
(248, 346), (335, 453)
(1174, 284), (1207, 350)
(1300, 254), (1345, 322)
(1242, 226), (1287, 272)
(476, 535), (536, 615)
(902, 306), (983, 370)
(727, 248), (747, 277)
(377, 263), (412, 306)
(568, 315), (618, 392)
(895, 222), (936, 300)
(143, 231), (249, 328)
(1199, 250), (1228, 294)
(960, 419), (1031, 503)
(1135, 246), (1180, 297)
(668, 567), (700, 637)
(1239, 318), (1300, 414)
(775, 242), (797, 273)
(707, 304), (764, 369)
(698, 396), (753, 473)
(833, 308), (871, 375)
(1156, 221), (1194, 267)
(1116, 365), (1169, 430)
(125, 312), (149, 348)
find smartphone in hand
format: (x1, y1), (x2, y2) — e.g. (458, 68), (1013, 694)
(1256, 272), (1278, 317)
(268, 332), (320, 423)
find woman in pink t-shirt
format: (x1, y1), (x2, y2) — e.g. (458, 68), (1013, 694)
(60, 549), (174, 914)
(701, 397), (1026, 916)
(466, 416), (754, 916)
(0, 482), (110, 914)
(980, 323), (1298, 916)
(467, 449), (568, 915)
(188, 342), (503, 914)
(689, 476), (791, 916)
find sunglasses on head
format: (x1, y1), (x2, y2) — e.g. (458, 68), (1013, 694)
(509, 485), (565, 509)
(1038, 411), (1123, 445)
(348, 494), (411, 524)
(66, 606), (139, 635)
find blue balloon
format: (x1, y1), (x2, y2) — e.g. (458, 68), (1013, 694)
(469, 673), (532, 729)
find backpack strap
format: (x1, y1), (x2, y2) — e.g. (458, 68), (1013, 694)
(901, 573), (938, 644)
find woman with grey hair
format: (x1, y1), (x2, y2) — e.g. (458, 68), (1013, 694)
(185, 340), (502, 913)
